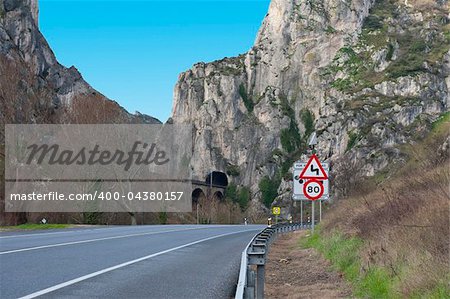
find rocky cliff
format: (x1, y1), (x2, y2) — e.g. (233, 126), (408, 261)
(0, 0), (160, 125)
(172, 0), (449, 209)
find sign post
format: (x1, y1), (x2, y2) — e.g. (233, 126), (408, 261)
(300, 201), (303, 226)
(311, 201), (315, 232)
(319, 200), (322, 222)
(292, 161), (329, 201)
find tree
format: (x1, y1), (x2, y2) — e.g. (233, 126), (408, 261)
(259, 176), (280, 208)
(237, 187), (250, 210)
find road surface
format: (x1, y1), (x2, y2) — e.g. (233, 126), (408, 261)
(0, 225), (264, 298)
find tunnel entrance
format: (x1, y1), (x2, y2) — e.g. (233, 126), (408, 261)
(192, 188), (206, 205)
(205, 171), (228, 187)
(213, 191), (224, 201)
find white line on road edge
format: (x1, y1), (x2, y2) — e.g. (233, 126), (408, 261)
(0, 227), (208, 255)
(0, 227), (121, 239)
(18, 229), (259, 299)
(235, 231), (261, 299)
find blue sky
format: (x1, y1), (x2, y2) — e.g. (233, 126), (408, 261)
(39, 0), (271, 122)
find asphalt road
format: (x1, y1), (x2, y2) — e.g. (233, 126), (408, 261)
(0, 225), (264, 299)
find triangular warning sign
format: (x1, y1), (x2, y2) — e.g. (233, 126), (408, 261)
(299, 154), (328, 180)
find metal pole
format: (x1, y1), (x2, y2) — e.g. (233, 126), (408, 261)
(319, 200), (322, 222)
(256, 265), (265, 299)
(247, 268), (255, 299)
(311, 201), (315, 232)
(300, 200), (303, 226)
(196, 202), (199, 224)
(209, 169), (212, 224)
(210, 171), (212, 198)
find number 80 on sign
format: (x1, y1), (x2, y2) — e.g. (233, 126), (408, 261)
(303, 180), (324, 201)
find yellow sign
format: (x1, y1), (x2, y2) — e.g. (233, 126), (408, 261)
(272, 206), (281, 215)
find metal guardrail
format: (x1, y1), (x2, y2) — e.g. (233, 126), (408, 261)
(235, 222), (309, 299)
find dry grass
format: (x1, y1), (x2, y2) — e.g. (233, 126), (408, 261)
(321, 118), (450, 297)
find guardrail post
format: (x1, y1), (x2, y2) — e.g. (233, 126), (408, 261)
(246, 268), (255, 299)
(236, 224), (306, 299)
(256, 265), (265, 299)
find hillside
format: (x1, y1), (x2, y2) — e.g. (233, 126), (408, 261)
(303, 113), (449, 297)
(0, 0), (160, 225)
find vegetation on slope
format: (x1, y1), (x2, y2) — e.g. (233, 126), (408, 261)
(322, 0), (450, 93)
(302, 115), (449, 298)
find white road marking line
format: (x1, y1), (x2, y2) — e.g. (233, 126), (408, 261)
(0, 227), (206, 255)
(18, 229), (258, 299)
(0, 227), (116, 239)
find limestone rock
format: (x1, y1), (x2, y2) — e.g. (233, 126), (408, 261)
(171, 0), (449, 212)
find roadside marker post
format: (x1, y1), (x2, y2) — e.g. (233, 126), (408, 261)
(272, 206), (281, 225)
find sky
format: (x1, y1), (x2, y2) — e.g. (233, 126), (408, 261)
(39, 0), (271, 122)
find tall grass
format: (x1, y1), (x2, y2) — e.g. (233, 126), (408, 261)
(302, 230), (395, 298)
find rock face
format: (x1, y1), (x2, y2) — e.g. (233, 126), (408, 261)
(172, 0), (449, 211)
(0, 0), (160, 124)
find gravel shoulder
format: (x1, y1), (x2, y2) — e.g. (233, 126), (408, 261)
(265, 230), (352, 299)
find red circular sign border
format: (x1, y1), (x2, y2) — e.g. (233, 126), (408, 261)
(303, 179), (324, 201)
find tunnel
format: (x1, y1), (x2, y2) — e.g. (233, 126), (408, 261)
(205, 171), (228, 187)
(213, 191), (224, 201)
(192, 188), (206, 205)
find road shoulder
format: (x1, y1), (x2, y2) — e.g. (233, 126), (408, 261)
(265, 230), (352, 299)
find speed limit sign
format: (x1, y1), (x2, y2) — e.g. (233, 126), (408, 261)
(293, 161), (329, 201)
(303, 180), (324, 201)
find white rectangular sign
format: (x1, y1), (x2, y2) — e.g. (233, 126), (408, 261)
(292, 161), (329, 201)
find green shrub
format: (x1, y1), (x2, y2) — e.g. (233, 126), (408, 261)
(280, 156), (295, 180)
(363, 15), (383, 30)
(239, 84), (254, 112)
(279, 95), (295, 119)
(302, 230), (362, 283)
(410, 39), (427, 53)
(387, 36), (427, 78)
(386, 43), (394, 61)
(303, 230), (400, 298)
(225, 183), (249, 210)
(83, 212), (103, 224)
(158, 211), (168, 224)
(300, 109), (315, 137)
(259, 176), (280, 208)
(225, 183), (238, 202)
(431, 111), (450, 131)
(346, 131), (359, 152)
(358, 267), (392, 298)
(280, 121), (302, 153)
(325, 26), (336, 34)
(237, 187), (251, 210)
(226, 164), (240, 177)
(332, 78), (353, 92)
